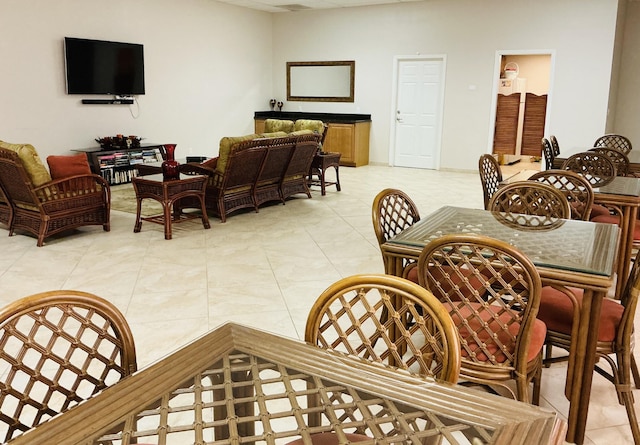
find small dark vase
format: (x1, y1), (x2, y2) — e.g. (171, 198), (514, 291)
(161, 144), (180, 180)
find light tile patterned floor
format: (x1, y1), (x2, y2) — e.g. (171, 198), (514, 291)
(0, 160), (637, 444)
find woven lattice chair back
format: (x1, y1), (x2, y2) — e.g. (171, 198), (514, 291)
(416, 234), (544, 402)
(305, 274), (461, 384)
(528, 169), (594, 221)
(0, 290), (137, 442)
(487, 181), (571, 226)
(588, 146), (631, 176)
(478, 154), (503, 209)
(594, 134), (633, 154)
(561, 151), (617, 187)
(550, 135), (561, 157)
(372, 189), (420, 277)
(541, 138), (555, 170)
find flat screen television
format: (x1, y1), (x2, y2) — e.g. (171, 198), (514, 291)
(64, 37), (145, 96)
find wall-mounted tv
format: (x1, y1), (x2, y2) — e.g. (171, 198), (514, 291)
(64, 37), (145, 96)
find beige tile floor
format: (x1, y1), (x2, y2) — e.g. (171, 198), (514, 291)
(0, 159), (637, 444)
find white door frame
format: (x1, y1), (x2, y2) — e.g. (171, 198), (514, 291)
(389, 54), (447, 168)
(487, 49), (556, 154)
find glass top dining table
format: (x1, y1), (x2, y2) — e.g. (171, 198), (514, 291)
(7, 322), (565, 445)
(382, 206), (619, 445)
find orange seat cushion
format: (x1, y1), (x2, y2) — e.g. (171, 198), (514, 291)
(46, 153), (92, 179)
(537, 286), (624, 342)
(286, 432), (370, 445)
(447, 302), (546, 363)
(590, 203), (611, 219)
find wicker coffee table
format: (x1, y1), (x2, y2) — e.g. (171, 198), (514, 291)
(132, 173), (210, 240)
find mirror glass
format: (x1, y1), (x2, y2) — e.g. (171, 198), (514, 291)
(287, 61), (355, 102)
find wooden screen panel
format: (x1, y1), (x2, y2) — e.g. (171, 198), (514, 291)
(493, 93), (521, 154)
(521, 93), (548, 156)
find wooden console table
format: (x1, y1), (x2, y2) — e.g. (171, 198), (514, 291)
(254, 111), (371, 167)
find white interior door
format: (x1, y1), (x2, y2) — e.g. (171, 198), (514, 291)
(393, 57), (445, 169)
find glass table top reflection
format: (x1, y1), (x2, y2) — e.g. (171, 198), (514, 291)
(389, 206), (619, 277)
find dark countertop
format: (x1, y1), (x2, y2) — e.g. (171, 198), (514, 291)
(254, 111), (371, 123)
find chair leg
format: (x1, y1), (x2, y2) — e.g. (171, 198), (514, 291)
(530, 354), (543, 405)
(631, 354), (640, 389)
(544, 343), (553, 368)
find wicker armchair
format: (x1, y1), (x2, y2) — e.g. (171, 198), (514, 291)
(0, 290), (137, 442)
(541, 138), (555, 170)
(305, 274), (461, 384)
(0, 147), (110, 246)
(594, 133), (632, 154)
(528, 170), (594, 221)
(372, 188), (420, 279)
(561, 151), (617, 187)
(479, 154), (503, 209)
(417, 234), (546, 404)
(487, 181), (571, 227)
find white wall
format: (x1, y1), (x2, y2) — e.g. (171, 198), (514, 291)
(1, 0), (623, 171)
(272, 0), (618, 170)
(0, 0), (273, 160)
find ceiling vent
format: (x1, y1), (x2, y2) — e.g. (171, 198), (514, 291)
(276, 4), (312, 11)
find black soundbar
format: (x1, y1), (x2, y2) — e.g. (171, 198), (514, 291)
(81, 99), (134, 105)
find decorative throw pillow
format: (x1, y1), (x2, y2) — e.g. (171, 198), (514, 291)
(47, 153), (91, 179)
(0, 141), (52, 186)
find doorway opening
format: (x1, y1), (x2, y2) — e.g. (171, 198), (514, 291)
(489, 51), (554, 165)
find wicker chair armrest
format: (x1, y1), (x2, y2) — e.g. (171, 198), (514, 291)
(201, 157), (218, 169)
(180, 163), (215, 176)
(34, 174), (110, 202)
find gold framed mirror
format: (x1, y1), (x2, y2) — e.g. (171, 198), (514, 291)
(287, 61), (355, 102)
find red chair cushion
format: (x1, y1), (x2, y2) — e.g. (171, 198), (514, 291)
(285, 433), (370, 445)
(46, 153), (92, 179)
(537, 286), (624, 342)
(590, 213), (640, 240)
(590, 204), (611, 219)
(447, 302), (546, 363)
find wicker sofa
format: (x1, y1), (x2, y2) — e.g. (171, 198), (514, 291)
(193, 131), (321, 222)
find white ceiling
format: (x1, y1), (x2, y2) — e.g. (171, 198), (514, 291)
(215, 0), (424, 13)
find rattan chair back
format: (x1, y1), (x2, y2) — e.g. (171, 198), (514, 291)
(479, 154), (503, 209)
(0, 290), (137, 442)
(487, 181), (571, 226)
(550, 135), (561, 157)
(588, 146), (630, 176)
(541, 138), (555, 170)
(561, 151), (617, 187)
(372, 189), (420, 277)
(594, 133), (632, 154)
(305, 274), (461, 384)
(529, 169), (594, 221)
(417, 234), (543, 402)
